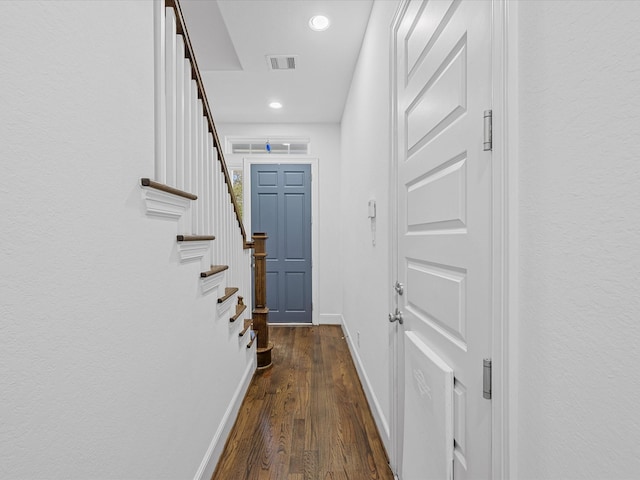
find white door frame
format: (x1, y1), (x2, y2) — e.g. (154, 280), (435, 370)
(490, 1), (520, 478)
(243, 156), (320, 326)
(388, 0), (518, 477)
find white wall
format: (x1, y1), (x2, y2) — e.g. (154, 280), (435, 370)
(517, 1), (640, 478)
(339, 0), (400, 450)
(0, 2), (253, 479)
(218, 123), (343, 320)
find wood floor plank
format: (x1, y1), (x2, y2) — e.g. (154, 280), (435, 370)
(303, 450), (319, 480)
(289, 418), (305, 474)
(212, 326), (393, 480)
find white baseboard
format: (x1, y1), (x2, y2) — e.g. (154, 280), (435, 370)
(194, 356), (256, 480)
(341, 319), (391, 452)
(319, 313), (343, 325)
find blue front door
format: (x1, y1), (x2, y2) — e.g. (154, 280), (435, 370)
(251, 164), (312, 323)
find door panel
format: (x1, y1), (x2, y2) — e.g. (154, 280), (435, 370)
(406, 153), (467, 230)
(403, 331), (454, 480)
(394, 1), (492, 478)
(251, 164), (312, 323)
(406, 40), (467, 151)
(406, 260), (467, 347)
(284, 193), (305, 259)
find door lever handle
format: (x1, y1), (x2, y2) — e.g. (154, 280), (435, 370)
(388, 308), (404, 324)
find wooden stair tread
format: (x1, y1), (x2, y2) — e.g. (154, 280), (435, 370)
(177, 235), (215, 242)
(140, 178), (197, 200)
(247, 331), (257, 348)
(239, 319), (252, 337)
(217, 287), (239, 304)
(200, 265), (228, 278)
(230, 304), (247, 323)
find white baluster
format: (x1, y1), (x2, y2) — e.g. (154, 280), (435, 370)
(217, 164), (223, 265)
(206, 133), (213, 236)
(200, 105), (206, 234)
(165, 7), (177, 187)
(211, 160), (218, 263)
(226, 186), (231, 279)
(204, 133), (209, 237)
(209, 134), (218, 235)
(183, 60), (191, 195)
(234, 200), (238, 286)
(212, 144), (217, 240)
(193, 99), (199, 234)
(235, 235), (240, 288)
(222, 173), (227, 266)
(190, 80), (198, 234)
(203, 126), (207, 236)
(154, 1), (166, 184)
(221, 182), (226, 268)
(233, 198), (237, 285)
(235, 230), (240, 287)
(238, 235), (243, 288)
(199, 114), (206, 235)
(175, 35), (185, 191)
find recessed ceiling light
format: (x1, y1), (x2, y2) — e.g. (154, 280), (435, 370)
(269, 102), (283, 109)
(309, 15), (330, 32)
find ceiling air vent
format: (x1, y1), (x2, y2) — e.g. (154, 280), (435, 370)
(266, 55), (297, 71)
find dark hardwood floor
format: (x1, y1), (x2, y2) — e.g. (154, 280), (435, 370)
(212, 325), (394, 480)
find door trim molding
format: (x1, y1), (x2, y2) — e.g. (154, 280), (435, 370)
(243, 156), (320, 326)
(491, 1), (519, 478)
(388, 0), (515, 477)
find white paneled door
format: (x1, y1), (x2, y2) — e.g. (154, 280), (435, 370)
(392, 0), (493, 479)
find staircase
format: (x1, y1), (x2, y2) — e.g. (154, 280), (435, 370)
(141, 0), (256, 355)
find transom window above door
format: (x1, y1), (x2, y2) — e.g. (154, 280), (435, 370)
(225, 137), (310, 155)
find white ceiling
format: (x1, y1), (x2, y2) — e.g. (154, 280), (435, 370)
(180, 0), (374, 124)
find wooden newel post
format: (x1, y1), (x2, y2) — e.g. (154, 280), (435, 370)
(252, 232), (273, 369)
